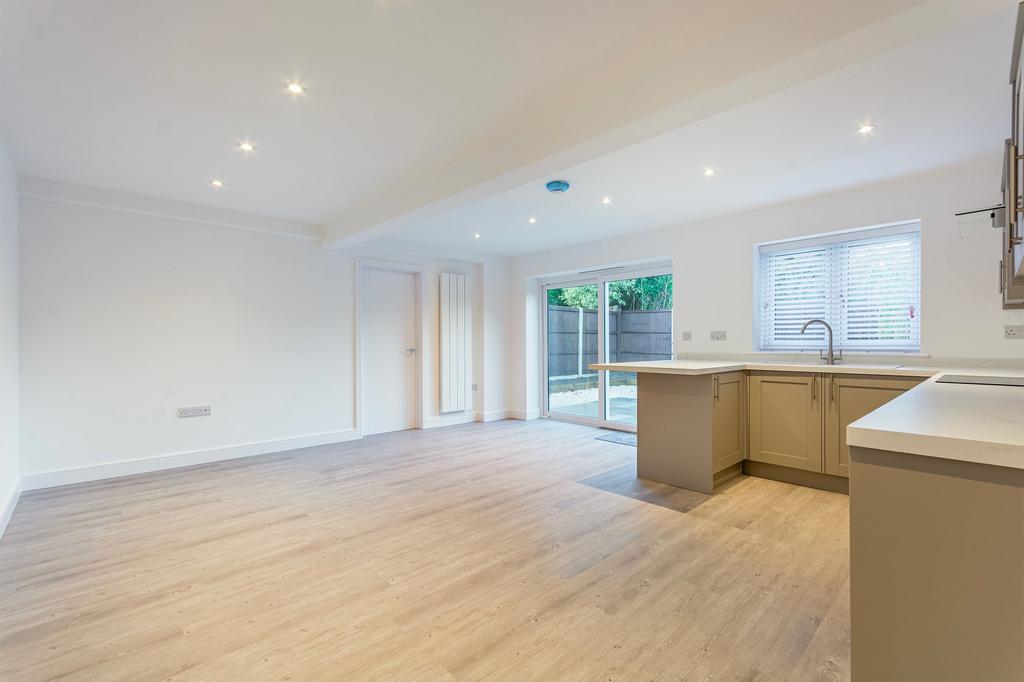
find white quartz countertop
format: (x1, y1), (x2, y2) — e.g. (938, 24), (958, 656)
(588, 359), (937, 377)
(589, 358), (1024, 470)
(847, 373), (1024, 470)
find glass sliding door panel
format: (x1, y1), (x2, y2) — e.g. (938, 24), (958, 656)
(546, 284), (600, 419)
(604, 274), (673, 425)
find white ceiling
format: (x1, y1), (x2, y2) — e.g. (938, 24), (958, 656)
(0, 0), (1014, 257)
(386, 6), (1014, 256)
(2, 0), (932, 225)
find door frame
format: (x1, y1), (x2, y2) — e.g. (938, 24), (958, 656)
(356, 258), (424, 436)
(539, 263), (672, 433)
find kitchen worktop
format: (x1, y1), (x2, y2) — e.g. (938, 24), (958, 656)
(591, 358), (1024, 470)
(589, 358), (937, 377)
(848, 374), (1024, 470)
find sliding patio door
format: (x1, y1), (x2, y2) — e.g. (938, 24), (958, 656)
(544, 282), (600, 420)
(543, 268), (672, 431)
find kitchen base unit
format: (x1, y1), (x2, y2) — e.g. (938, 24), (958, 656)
(849, 446), (1024, 682)
(635, 371), (746, 494)
(622, 363), (924, 495)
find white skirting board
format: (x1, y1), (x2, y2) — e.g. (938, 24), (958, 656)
(20, 429), (361, 491)
(475, 410), (512, 422)
(423, 413), (476, 429)
(0, 477), (23, 540)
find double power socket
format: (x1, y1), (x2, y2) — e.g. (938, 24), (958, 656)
(679, 330), (727, 341)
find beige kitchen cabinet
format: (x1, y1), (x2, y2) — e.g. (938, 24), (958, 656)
(850, 445), (1024, 680)
(748, 371), (823, 472)
(712, 371), (746, 473)
(635, 371), (746, 493)
(824, 374), (923, 477)
(635, 368), (926, 494)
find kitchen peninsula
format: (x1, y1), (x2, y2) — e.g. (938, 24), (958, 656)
(592, 357), (1024, 681)
(588, 358), (935, 494)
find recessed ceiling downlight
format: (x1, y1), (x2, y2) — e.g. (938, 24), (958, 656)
(238, 140), (255, 153)
(286, 81), (305, 95)
(601, 196), (612, 205)
(703, 168), (716, 176)
(528, 217), (537, 224)
(858, 123), (875, 134)
(473, 233), (481, 239)
(546, 180), (570, 193)
(210, 178), (224, 188)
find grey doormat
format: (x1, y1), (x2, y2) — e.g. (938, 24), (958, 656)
(595, 431), (637, 447)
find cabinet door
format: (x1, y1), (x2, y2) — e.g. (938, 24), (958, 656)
(824, 375), (923, 477)
(712, 371), (746, 473)
(749, 372), (822, 472)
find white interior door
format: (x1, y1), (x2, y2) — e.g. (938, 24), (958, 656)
(362, 268), (418, 435)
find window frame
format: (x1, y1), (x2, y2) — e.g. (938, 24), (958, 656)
(754, 221), (922, 354)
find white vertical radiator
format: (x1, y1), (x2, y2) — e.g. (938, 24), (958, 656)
(439, 272), (470, 413)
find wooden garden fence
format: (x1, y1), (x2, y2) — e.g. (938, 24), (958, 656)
(546, 306), (672, 378)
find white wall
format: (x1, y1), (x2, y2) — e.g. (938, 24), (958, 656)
(507, 153), (1024, 414)
(0, 140), (20, 533)
(17, 153), (1018, 485)
(18, 192), (490, 487)
(479, 256), (512, 421)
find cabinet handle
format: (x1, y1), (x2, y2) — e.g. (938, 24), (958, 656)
(811, 375), (817, 404)
(830, 376), (835, 403)
(713, 375), (719, 401)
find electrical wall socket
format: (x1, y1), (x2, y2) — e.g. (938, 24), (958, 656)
(1006, 325), (1024, 339)
(710, 330), (727, 341)
(681, 331), (692, 341)
(177, 406), (211, 418)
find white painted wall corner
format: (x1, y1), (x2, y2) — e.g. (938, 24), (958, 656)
(0, 477), (22, 540)
(509, 409), (541, 421)
(422, 413), (476, 430)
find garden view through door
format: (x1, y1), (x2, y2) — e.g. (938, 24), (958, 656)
(604, 274), (673, 425)
(546, 283), (600, 419)
(545, 271), (672, 429)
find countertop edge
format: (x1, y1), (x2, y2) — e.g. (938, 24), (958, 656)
(588, 361), (940, 378)
(588, 363), (745, 375)
(846, 424), (1023, 470)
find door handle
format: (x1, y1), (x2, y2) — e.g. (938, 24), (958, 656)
(404, 347), (416, 354)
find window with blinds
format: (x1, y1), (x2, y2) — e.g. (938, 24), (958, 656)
(758, 223), (921, 352)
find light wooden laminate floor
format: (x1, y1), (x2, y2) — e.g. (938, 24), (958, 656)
(0, 419), (850, 681)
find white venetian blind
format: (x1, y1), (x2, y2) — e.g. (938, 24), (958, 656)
(759, 223), (920, 352)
